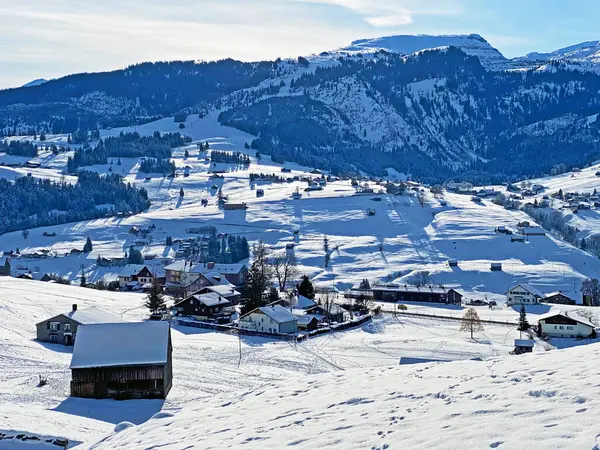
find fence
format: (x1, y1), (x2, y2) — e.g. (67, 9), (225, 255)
(175, 314), (373, 341)
(380, 310), (517, 327)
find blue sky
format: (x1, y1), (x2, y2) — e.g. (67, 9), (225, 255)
(0, 0), (599, 88)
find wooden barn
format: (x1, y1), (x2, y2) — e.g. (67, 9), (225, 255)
(70, 321), (172, 399)
(371, 285), (463, 305)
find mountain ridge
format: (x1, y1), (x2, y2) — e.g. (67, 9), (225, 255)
(2, 34), (600, 182)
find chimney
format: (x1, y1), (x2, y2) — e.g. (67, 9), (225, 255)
(72, 304), (78, 312)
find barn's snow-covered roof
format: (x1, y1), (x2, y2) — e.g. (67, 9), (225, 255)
(70, 321), (170, 369)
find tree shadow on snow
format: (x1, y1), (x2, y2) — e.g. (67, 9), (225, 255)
(52, 397), (164, 425)
(509, 304), (551, 315)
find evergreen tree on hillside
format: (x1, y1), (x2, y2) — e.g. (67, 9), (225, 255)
(180, 187), (184, 197)
(127, 245), (143, 264)
(165, 236), (173, 246)
(297, 275), (315, 299)
(83, 237), (93, 253)
(518, 304), (530, 332)
(145, 279), (166, 314)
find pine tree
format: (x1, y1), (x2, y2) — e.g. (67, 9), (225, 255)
(127, 245), (143, 264)
(518, 304), (530, 331)
(581, 237), (587, 251)
(240, 262), (269, 315)
(297, 275), (315, 299)
(184, 149), (189, 158)
(83, 237), (93, 253)
(268, 286), (279, 303)
(80, 265), (86, 287)
(145, 279), (166, 314)
(180, 187), (184, 197)
(244, 142), (250, 149)
(166, 236), (173, 246)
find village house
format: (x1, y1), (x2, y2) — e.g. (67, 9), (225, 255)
(371, 285), (463, 305)
(513, 339), (534, 354)
(305, 303), (349, 324)
(538, 311), (595, 339)
(70, 321), (172, 399)
(238, 305), (298, 334)
(165, 261), (248, 288)
(505, 283), (543, 306)
(542, 292), (576, 305)
(118, 264), (156, 290)
(172, 292), (234, 323)
(192, 285), (241, 304)
(36, 305), (124, 346)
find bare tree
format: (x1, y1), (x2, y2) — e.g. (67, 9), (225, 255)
(411, 270), (431, 287)
(460, 308), (484, 339)
(577, 309), (597, 325)
(581, 278), (600, 306)
(271, 252), (299, 291)
(316, 287), (339, 323)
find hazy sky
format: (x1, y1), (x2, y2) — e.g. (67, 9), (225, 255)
(1, 0), (599, 88)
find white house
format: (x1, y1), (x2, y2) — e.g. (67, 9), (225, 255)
(538, 311), (595, 338)
(238, 305), (298, 334)
(506, 283), (544, 306)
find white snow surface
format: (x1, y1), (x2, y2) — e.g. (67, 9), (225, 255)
(91, 342), (600, 450)
(70, 321), (170, 369)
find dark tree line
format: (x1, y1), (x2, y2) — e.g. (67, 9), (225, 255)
(1, 140), (37, 157)
(67, 131), (190, 173)
(210, 150), (250, 165)
(0, 171), (150, 235)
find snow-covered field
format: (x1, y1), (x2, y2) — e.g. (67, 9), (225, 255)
(0, 277), (561, 448)
(3, 113), (600, 448)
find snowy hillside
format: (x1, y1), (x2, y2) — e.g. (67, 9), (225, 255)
(90, 342), (600, 450)
(517, 40), (600, 72)
(339, 34), (510, 70)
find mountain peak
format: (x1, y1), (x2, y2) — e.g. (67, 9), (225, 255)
(337, 34), (507, 70)
(21, 78), (48, 88)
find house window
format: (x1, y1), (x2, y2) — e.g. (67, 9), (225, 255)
(49, 334), (58, 342)
(63, 323), (71, 332)
(559, 326), (564, 330)
(566, 326), (573, 330)
(49, 322), (60, 331)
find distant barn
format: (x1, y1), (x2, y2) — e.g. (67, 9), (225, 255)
(70, 321), (172, 399)
(371, 285), (463, 305)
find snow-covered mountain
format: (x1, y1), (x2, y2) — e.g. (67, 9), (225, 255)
(2, 35), (600, 182)
(21, 78), (48, 88)
(338, 33), (511, 70)
(518, 40), (600, 63)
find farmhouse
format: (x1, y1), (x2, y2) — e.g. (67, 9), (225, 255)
(165, 261), (248, 287)
(238, 305), (298, 334)
(505, 283), (543, 306)
(542, 292), (576, 305)
(538, 311), (595, 338)
(70, 321), (173, 399)
(172, 292), (234, 323)
(192, 285), (241, 304)
(36, 305), (124, 346)
(519, 226), (546, 236)
(118, 265), (156, 290)
(305, 303), (349, 323)
(371, 285), (463, 305)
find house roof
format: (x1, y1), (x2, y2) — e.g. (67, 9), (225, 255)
(190, 292), (230, 307)
(514, 339), (534, 347)
(306, 303), (348, 315)
(544, 291), (572, 299)
(118, 264), (149, 278)
(371, 285), (451, 295)
(295, 314), (319, 325)
(538, 311), (595, 328)
(165, 260), (246, 275)
(70, 321), (170, 369)
(198, 285), (240, 297)
(37, 307), (125, 326)
(506, 283), (544, 298)
(296, 295), (317, 309)
(251, 305), (296, 324)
